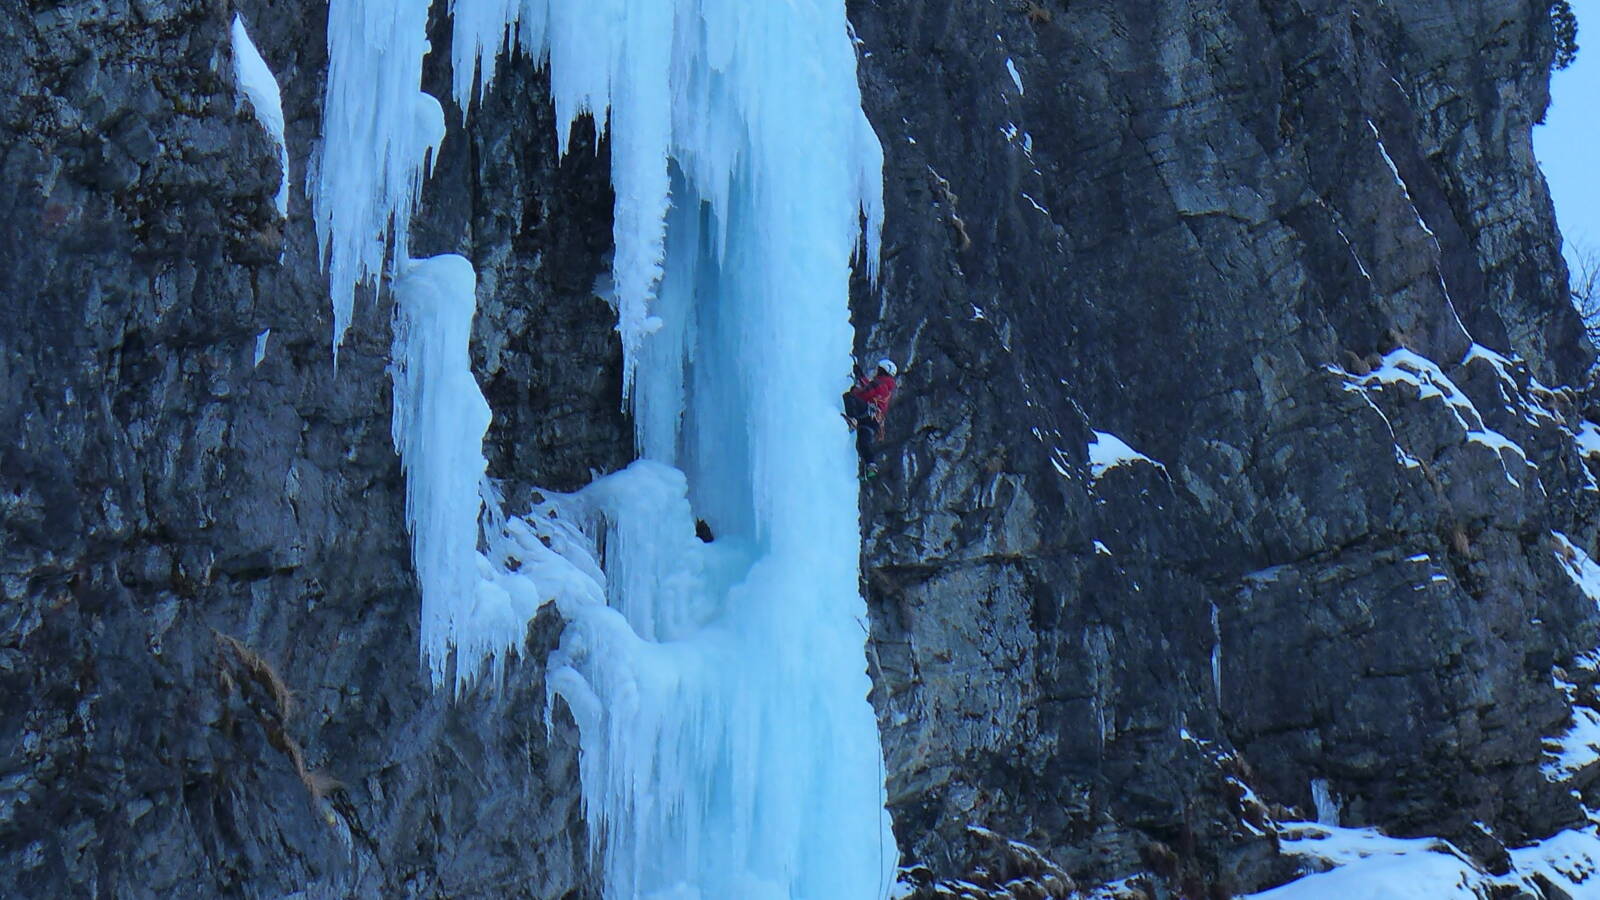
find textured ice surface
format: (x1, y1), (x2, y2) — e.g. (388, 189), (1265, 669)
(389, 255), (606, 690)
(451, 0), (884, 396)
(318, 0), (896, 894)
(389, 255), (496, 687)
(490, 1), (897, 891)
(313, 0), (445, 356)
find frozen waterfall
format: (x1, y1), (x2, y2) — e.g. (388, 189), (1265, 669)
(316, 0), (897, 896)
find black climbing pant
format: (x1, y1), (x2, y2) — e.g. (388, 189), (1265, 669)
(843, 393), (878, 464)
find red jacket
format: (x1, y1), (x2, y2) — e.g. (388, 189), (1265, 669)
(851, 373), (897, 422)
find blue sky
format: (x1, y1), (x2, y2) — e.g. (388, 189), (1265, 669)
(1535, 0), (1600, 267)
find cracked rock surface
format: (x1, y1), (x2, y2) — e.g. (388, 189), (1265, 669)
(850, 0), (1600, 894)
(4, 0), (1600, 897)
(1, 2), (618, 896)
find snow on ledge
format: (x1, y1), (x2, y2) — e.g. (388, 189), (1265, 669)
(1245, 821), (1600, 900)
(1552, 531), (1600, 606)
(1577, 422), (1600, 459)
(1543, 534), (1600, 781)
(230, 15), (289, 217)
(1544, 666), (1600, 783)
(1463, 342), (1563, 429)
(1334, 348), (1527, 486)
(1087, 431), (1163, 479)
(1507, 827), (1600, 895)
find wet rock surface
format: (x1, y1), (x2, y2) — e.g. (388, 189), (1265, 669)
(3, 0), (1599, 896)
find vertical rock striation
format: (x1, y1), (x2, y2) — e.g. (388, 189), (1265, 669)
(848, 0), (1600, 893)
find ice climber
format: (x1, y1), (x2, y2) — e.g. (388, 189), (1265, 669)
(843, 357), (898, 476)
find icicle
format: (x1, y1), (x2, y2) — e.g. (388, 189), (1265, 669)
(388, 255), (494, 689)
(313, 0), (445, 359)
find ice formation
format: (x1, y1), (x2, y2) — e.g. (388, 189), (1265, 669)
(230, 14), (290, 217)
(389, 255), (504, 687)
(317, 0), (896, 895)
(312, 0), (445, 357)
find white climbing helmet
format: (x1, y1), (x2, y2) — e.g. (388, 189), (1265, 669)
(877, 357), (898, 377)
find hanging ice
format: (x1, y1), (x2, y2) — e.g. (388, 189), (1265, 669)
(389, 255), (497, 686)
(477, 2), (894, 895)
(390, 254), (609, 690)
(312, 0), (445, 357)
(318, 0), (896, 894)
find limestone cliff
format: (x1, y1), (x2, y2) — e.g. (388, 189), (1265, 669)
(2, 0), (1597, 897)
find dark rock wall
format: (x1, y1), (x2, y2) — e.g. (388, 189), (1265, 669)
(3, 0), (1596, 897)
(849, 0), (1600, 894)
(0, 0), (620, 896)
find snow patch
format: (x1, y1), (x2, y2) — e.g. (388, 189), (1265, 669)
(1569, 422), (1600, 494)
(1508, 826), (1600, 896)
(1088, 431), (1163, 479)
(253, 329), (270, 367)
(1464, 343), (1562, 428)
(1464, 341), (1515, 371)
(1333, 348), (1526, 486)
(1247, 819), (1600, 899)
(1544, 664), (1600, 782)
(230, 15), (290, 217)
(1249, 829), (1478, 900)
(1005, 57), (1024, 95)
(1552, 531), (1600, 606)
(1578, 422), (1600, 459)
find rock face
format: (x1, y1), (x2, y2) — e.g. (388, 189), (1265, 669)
(1, 1), (617, 896)
(849, 0), (1600, 894)
(1, 0), (1597, 898)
